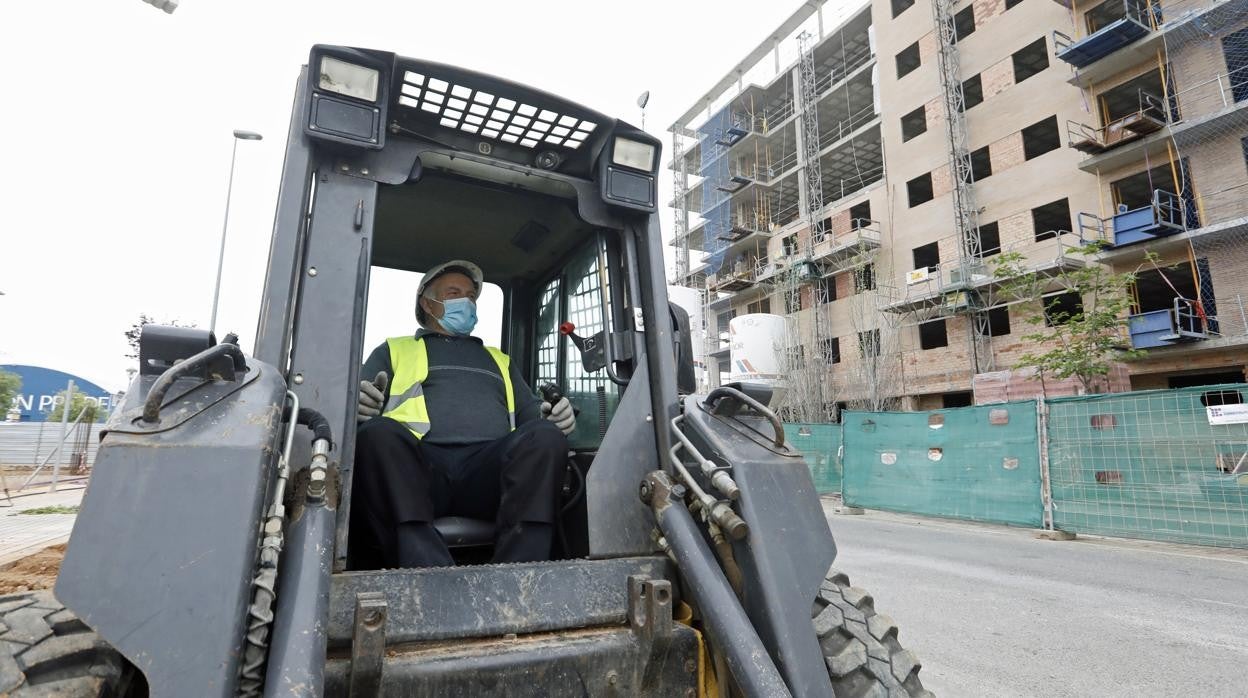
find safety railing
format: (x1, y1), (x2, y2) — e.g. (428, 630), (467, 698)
(1067, 89), (1169, 153)
(1077, 189), (1186, 247)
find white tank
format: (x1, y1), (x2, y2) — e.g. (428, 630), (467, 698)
(728, 314), (787, 395)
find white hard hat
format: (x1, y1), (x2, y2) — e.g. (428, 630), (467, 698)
(416, 260), (484, 326)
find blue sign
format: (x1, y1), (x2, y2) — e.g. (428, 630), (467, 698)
(1, 365), (113, 423)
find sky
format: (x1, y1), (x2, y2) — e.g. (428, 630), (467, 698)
(0, 0), (823, 392)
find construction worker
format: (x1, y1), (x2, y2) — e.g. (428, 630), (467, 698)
(349, 260), (576, 569)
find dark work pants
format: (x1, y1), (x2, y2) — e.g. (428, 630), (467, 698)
(348, 417), (567, 569)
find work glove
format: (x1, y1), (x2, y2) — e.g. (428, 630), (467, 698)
(357, 371), (389, 423)
(541, 397), (576, 435)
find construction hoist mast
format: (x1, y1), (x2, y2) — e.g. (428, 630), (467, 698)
(930, 0), (992, 372)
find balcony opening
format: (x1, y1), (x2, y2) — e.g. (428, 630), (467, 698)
(954, 6), (976, 43)
(1022, 116), (1061, 160)
(1086, 0), (1160, 35)
(1172, 374), (1244, 391)
(896, 42), (921, 79)
(908, 172), (934, 207)
(1033, 198), (1072, 241)
(1111, 161), (1198, 229)
(919, 319), (949, 349)
(974, 221), (1001, 257)
(970, 146), (992, 182)
(913, 242), (940, 273)
(962, 74), (984, 111)
(1012, 38), (1050, 84)
(1128, 259), (1219, 347)
(901, 105), (927, 142)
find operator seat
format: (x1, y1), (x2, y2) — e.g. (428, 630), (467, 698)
(432, 516), (495, 548)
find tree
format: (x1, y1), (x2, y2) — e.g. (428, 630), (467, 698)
(0, 369), (21, 415)
(990, 241), (1153, 394)
(44, 388), (106, 424)
(125, 314), (197, 360)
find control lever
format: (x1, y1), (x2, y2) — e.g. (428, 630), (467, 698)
(540, 382), (581, 417)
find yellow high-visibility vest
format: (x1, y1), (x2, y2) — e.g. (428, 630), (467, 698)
(381, 336), (515, 440)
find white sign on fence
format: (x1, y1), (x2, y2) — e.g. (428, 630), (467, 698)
(1206, 403), (1248, 425)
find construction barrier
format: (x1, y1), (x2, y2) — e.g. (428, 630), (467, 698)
(1045, 384), (1248, 548)
(785, 423), (842, 494)
(839, 402), (1043, 527)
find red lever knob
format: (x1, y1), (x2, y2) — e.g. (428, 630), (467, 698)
(559, 322), (576, 336)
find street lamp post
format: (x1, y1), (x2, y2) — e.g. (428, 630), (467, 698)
(210, 129), (263, 337)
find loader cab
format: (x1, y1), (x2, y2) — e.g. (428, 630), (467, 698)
(254, 45), (681, 567)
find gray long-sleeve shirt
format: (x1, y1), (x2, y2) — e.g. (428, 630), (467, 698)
(361, 330), (541, 446)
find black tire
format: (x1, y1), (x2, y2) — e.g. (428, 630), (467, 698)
(813, 568), (931, 698)
(0, 591), (134, 697)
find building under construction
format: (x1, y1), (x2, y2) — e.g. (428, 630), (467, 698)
(669, 0), (1248, 418)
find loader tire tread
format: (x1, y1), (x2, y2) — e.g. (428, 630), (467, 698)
(0, 591), (132, 697)
(814, 567), (932, 698)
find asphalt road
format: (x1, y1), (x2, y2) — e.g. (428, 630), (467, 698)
(824, 507), (1248, 697)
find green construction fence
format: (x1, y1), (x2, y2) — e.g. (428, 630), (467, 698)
(784, 423), (842, 494)
(1045, 384), (1248, 548)
(840, 402), (1044, 527)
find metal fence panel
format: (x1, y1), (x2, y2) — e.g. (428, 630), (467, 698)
(784, 423), (842, 494)
(840, 402), (1043, 526)
(1046, 384), (1248, 548)
(0, 421), (102, 468)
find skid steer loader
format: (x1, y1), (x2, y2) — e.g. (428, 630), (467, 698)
(0, 46), (929, 697)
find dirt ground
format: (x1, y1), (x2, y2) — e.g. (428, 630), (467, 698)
(0, 544), (65, 594)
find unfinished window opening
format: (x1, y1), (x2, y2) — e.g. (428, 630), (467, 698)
(1044, 291), (1084, 326)
(859, 329), (881, 358)
(1005, 0), (1025, 9)
(1225, 27), (1248, 102)
(919, 319), (949, 349)
(901, 106), (927, 142)
(961, 74), (984, 111)
(855, 264), (877, 293)
(747, 297), (771, 315)
(987, 307), (1011, 336)
(908, 173), (934, 207)
(929, 413), (946, 429)
(989, 408), (1010, 424)
(1200, 390), (1244, 407)
(896, 42), (921, 79)
(822, 337), (842, 364)
(954, 6), (976, 42)
(1022, 116), (1061, 159)
(1032, 198), (1071, 241)
(976, 221), (1002, 257)
(1090, 414), (1117, 429)
(782, 234), (799, 257)
(945, 392), (974, 408)
(1168, 371), (1245, 389)
(1011, 38), (1049, 84)
(850, 200), (871, 227)
(913, 242), (940, 273)
(970, 146), (992, 182)
(892, 0), (916, 18)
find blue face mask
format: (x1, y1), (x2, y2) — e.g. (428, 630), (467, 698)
(431, 297), (478, 336)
